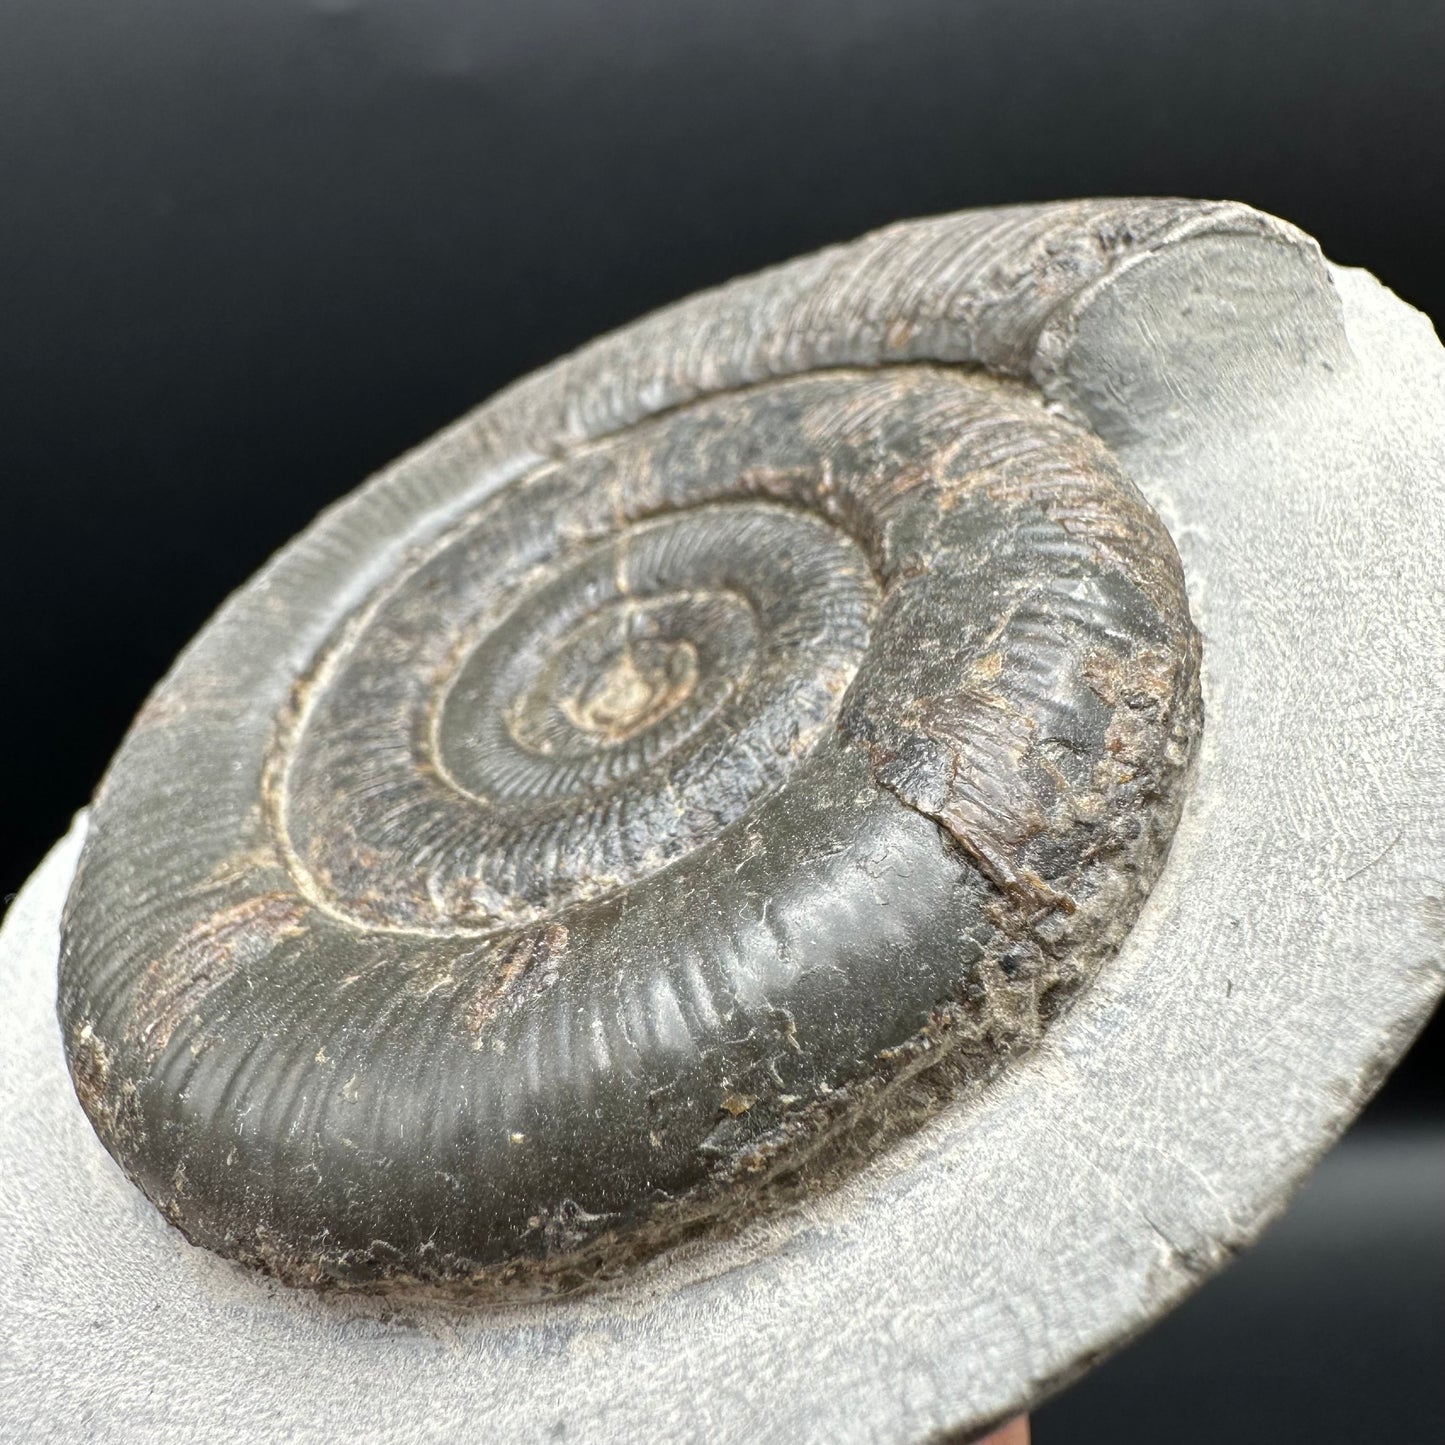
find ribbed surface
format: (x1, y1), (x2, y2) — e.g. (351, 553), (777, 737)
(281, 494), (875, 930)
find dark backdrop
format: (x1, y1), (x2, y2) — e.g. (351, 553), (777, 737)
(2, 3), (1440, 1440)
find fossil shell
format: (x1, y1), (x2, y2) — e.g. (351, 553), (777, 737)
(57, 201), (1217, 1291)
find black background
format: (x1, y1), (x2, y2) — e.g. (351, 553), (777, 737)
(2, 3), (1441, 1440)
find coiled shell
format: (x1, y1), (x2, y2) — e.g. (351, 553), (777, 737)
(58, 200), (1216, 1290)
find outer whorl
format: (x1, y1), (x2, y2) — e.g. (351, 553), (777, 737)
(58, 200), (1216, 1291)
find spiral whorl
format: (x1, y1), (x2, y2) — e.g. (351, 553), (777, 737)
(55, 200), (1235, 1291)
(280, 485), (876, 930)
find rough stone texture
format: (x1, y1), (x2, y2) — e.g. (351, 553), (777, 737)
(3, 202), (1443, 1441)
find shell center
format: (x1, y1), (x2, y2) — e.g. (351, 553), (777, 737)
(560, 632), (699, 743)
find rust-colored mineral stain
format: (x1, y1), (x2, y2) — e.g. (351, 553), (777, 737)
(127, 894), (307, 1065)
(464, 922), (571, 1038)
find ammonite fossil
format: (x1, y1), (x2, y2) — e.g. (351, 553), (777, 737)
(48, 198), (1353, 1293)
(16, 197), (1445, 1441)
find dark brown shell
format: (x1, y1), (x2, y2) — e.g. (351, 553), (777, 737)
(58, 201), (1210, 1292)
